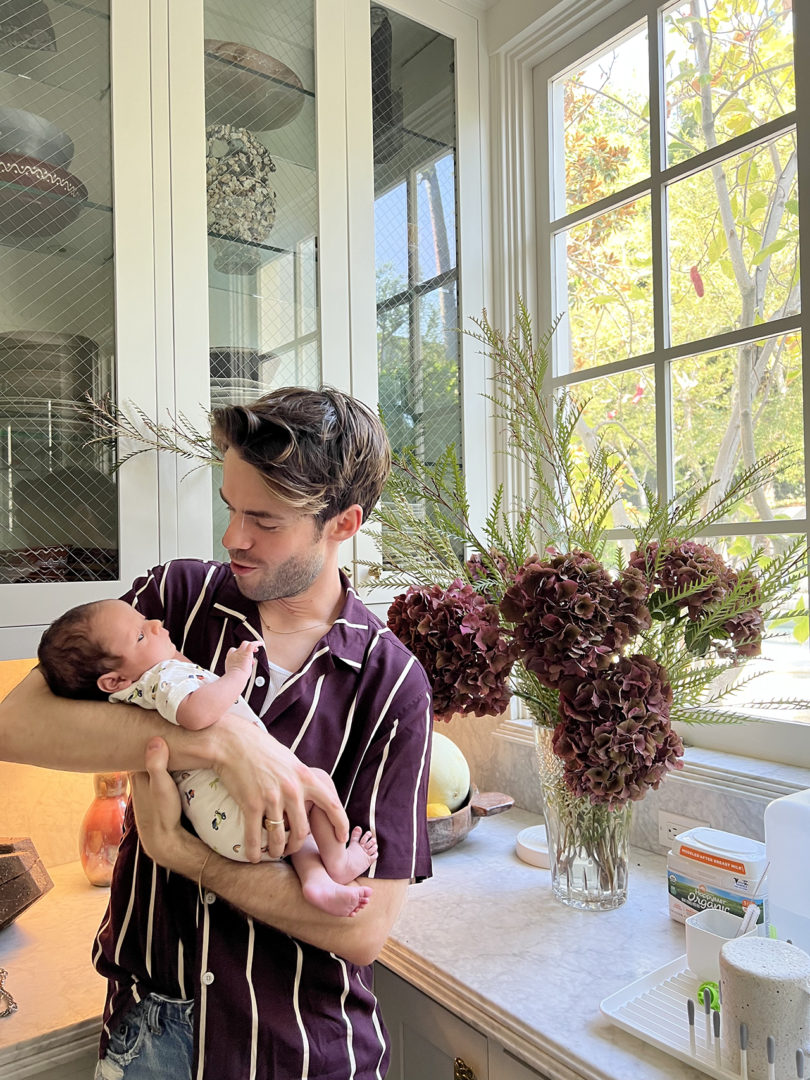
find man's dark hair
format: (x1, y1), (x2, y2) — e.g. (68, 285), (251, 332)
(38, 601), (116, 700)
(211, 386), (391, 525)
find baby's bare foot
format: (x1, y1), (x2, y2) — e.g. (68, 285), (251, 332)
(302, 880), (373, 918)
(340, 826), (378, 881)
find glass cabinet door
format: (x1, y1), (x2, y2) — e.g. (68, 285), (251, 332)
(0, 0), (117, 585)
(202, 0), (318, 554)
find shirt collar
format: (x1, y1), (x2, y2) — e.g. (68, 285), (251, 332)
(209, 565), (381, 669)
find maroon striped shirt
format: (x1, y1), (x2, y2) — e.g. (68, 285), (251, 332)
(93, 560), (432, 1079)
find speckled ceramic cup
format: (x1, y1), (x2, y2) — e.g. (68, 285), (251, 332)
(719, 937), (810, 1080)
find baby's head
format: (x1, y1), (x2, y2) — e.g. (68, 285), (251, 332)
(38, 599), (178, 699)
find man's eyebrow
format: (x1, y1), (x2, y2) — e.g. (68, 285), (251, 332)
(218, 489), (284, 521)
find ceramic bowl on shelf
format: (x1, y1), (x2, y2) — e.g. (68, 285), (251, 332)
(0, 152), (87, 239)
(0, 107), (74, 168)
(204, 39), (306, 131)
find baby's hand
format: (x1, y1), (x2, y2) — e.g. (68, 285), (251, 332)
(225, 640), (260, 680)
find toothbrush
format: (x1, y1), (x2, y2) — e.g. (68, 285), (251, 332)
(703, 987), (712, 1046)
(713, 1008), (721, 1069)
(797, 1048), (805, 1078)
(740, 1023), (749, 1080)
(687, 998), (696, 1055)
(767, 1036), (776, 1080)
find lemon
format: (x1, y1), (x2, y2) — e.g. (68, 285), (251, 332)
(428, 731), (471, 812)
(427, 802), (452, 818)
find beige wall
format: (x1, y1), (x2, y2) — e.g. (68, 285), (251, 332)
(1, 658), (93, 869)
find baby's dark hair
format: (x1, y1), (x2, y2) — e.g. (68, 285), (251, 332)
(38, 601), (117, 700)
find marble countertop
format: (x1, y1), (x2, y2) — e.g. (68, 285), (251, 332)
(0, 818), (708, 1080)
(379, 807), (711, 1080)
(0, 861), (109, 1077)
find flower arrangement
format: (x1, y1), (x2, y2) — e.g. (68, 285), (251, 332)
(371, 302), (807, 907)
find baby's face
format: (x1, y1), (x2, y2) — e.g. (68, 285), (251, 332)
(94, 599), (178, 685)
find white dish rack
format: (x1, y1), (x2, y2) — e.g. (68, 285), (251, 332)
(600, 955), (740, 1080)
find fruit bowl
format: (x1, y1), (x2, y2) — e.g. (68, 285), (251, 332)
(427, 784), (514, 855)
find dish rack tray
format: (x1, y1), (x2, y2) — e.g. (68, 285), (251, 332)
(600, 955), (738, 1080)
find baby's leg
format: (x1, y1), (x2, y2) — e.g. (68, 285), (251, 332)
(291, 837), (372, 918)
(309, 804), (378, 884)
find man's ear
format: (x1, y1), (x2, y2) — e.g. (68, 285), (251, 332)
(97, 670), (133, 694)
(327, 505), (364, 542)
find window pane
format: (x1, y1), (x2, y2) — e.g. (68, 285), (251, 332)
(568, 365), (657, 524)
(563, 195), (653, 372)
(664, 0), (795, 166)
(693, 534), (808, 725)
(555, 27), (649, 215)
(671, 332), (804, 522)
(0, 2), (118, 584)
(668, 131), (799, 346)
(373, 6), (460, 461)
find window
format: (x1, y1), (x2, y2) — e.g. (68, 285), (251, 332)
(534, 0), (808, 760)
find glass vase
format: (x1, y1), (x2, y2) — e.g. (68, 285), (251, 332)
(533, 724), (632, 911)
(78, 772), (128, 887)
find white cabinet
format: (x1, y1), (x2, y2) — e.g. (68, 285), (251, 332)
(375, 965), (554, 1080)
(0, 0), (486, 656)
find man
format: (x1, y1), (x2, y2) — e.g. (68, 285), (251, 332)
(0, 386), (433, 1079)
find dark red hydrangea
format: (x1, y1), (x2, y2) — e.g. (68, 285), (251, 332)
(552, 655), (683, 808)
(629, 540), (763, 659)
(387, 581), (517, 720)
(499, 551), (650, 688)
(466, 549), (512, 600)
(629, 540), (733, 619)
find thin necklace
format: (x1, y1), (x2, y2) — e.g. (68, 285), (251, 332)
(258, 605), (331, 636)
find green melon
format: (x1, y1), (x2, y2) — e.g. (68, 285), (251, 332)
(428, 731), (471, 812)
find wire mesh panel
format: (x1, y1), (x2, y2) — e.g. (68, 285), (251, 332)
(0, 0), (117, 584)
(204, 0), (318, 555)
(372, 5), (461, 547)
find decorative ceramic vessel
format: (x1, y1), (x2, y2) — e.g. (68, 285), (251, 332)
(78, 772), (128, 887)
(0, 152), (87, 238)
(533, 724), (632, 910)
(206, 123), (277, 274)
(204, 40), (306, 131)
(0, 107), (74, 167)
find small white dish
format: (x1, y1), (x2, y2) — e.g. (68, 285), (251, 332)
(515, 824), (549, 868)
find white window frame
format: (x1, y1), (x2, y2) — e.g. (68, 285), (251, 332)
(489, 0), (810, 769)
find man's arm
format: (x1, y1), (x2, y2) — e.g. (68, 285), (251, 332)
(0, 668), (348, 858)
(131, 737), (410, 966)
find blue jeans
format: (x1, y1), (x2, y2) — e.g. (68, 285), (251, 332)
(94, 994), (194, 1079)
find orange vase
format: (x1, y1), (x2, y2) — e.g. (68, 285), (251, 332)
(78, 772), (128, 887)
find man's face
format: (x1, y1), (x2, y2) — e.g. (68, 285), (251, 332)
(219, 448), (327, 602)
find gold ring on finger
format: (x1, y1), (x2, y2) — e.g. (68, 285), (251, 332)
(264, 817), (285, 828)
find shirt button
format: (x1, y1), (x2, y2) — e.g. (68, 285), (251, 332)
(205, 891), (216, 905)
(202, 971), (215, 986)
(255, 676), (265, 686)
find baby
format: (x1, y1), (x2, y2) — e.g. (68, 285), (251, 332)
(37, 598), (378, 917)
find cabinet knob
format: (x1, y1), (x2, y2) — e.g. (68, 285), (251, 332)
(453, 1058), (477, 1080)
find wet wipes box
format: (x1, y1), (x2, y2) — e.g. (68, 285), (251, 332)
(667, 826), (768, 928)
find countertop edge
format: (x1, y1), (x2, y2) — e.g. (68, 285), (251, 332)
(378, 938), (603, 1080)
(0, 1017), (99, 1079)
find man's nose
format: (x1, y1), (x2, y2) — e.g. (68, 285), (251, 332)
(222, 514), (250, 550)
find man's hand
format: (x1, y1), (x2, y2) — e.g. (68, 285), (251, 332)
(130, 737), (201, 873)
(207, 713), (349, 861)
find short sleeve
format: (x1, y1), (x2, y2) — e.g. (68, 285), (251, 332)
(345, 655), (433, 883)
(110, 659), (212, 727)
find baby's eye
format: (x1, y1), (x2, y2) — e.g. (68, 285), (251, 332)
(138, 632), (144, 641)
